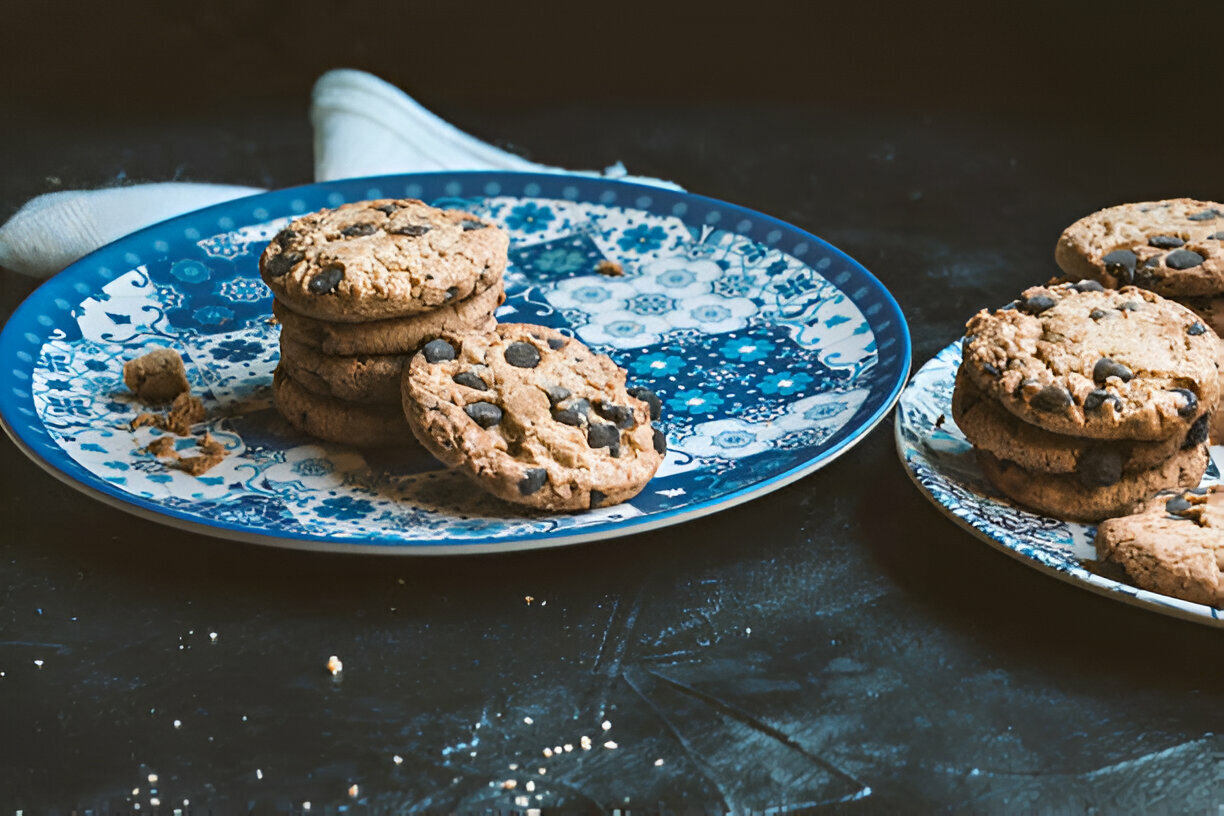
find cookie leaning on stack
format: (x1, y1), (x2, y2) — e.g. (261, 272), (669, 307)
(954, 281), (1218, 521)
(1055, 199), (1224, 440)
(260, 199), (508, 447)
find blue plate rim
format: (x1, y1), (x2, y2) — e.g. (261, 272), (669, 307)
(0, 170), (912, 554)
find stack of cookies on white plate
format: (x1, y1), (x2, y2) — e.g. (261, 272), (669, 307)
(953, 280), (1217, 522)
(260, 199), (507, 447)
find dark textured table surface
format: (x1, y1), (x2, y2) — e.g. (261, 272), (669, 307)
(5, 4), (1224, 813)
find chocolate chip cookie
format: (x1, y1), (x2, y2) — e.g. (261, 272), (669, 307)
(278, 334), (405, 405)
(952, 369), (1208, 479)
(260, 199), (508, 323)
(962, 283), (1219, 440)
(1095, 485), (1224, 607)
(1055, 199), (1224, 297)
(401, 324), (666, 511)
(975, 444), (1209, 522)
(272, 365), (421, 448)
(274, 279), (504, 356)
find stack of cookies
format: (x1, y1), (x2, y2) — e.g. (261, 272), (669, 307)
(260, 199), (508, 447)
(954, 281), (1217, 522)
(1055, 198), (1224, 439)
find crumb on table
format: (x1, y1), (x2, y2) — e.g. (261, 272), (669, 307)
(131, 392), (205, 436)
(123, 348), (190, 404)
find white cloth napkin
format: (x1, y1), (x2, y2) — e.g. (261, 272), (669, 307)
(0, 69), (678, 279)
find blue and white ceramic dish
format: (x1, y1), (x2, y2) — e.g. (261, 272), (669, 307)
(0, 172), (909, 554)
(897, 341), (1224, 627)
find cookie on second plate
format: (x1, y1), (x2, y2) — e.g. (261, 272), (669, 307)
(1055, 198), (1224, 297)
(272, 365), (420, 448)
(273, 279), (504, 356)
(401, 324), (666, 511)
(975, 443), (1209, 523)
(952, 369), (1208, 479)
(260, 199), (508, 323)
(1095, 485), (1224, 607)
(962, 283), (1218, 440)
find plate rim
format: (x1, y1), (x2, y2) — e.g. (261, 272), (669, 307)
(0, 170), (912, 555)
(895, 341), (1224, 627)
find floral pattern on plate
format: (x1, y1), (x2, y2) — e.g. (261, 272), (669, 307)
(2, 172), (909, 553)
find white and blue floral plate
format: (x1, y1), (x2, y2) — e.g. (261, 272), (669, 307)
(0, 172), (910, 555)
(897, 341), (1224, 627)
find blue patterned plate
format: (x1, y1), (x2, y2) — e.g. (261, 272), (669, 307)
(0, 172), (909, 554)
(897, 341), (1224, 626)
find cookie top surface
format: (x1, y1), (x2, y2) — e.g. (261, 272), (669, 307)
(273, 278), (503, 356)
(402, 324), (665, 511)
(1055, 199), (1224, 297)
(260, 199), (508, 322)
(1095, 485), (1224, 607)
(952, 369), (1207, 478)
(962, 283), (1219, 440)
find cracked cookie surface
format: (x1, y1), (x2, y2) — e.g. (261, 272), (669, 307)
(260, 199), (507, 322)
(962, 283), (1219, 440)
(1095, 485), (1224, 607)
(1055, 199), (1224, 297)
(401, 324), (666, 511)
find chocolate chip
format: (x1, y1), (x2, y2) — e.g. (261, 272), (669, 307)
(1171, 388), (1198, 418)
(505, 342), (541, 368)
(1211, 232), (1224, 240)
(1019, 294), (1057, 314)
(452, 371), (488, 390)
(1166, 248), (1205, 270)
(1188, 486), (1209, 495)
(547, 338), (565, 350)
(461, 219), (486, 231)
(1077, 447), (1122, 488)
(1071, 280), (1105, 293)
(587, 423), (620, 449)
(465, 402), (502, 428)
(373, 203), (398, 215)
(444, 286), (460, 301)
(1187, 322), (1207, 336)
(543, 385), (571, 407)
(652, 427), (667, 454)
(266, 249), (303, 278)
(627, 386), (662, 420)
(1133, 259), (1161, 287)
(1092, 358), (1133, 384)
(1183, 414), (1209, 448)
(981, 363), (1001, 377)
(1166, 495), (1192, 514)
(388, 224), (431, 236)
(1000, 301), (1020, 311)
(275, 228), (298, 248)
(308, 265), (345, 294)
(1089, 309), (1109, 320)
(594, 401), (635, 429)
(422, 338), (456, 363)
(1119, 301), (1141, 311)
(1031, 385), (1072, 412)
(1102, 249), (1137, 283)
(553, 407), (586, 426)
(340, 223), (378, 237)
(518, 468), (548, 495)
(1083, 389), (1118, 412)
(1149, 235), (1185, 249)
(589, 490), (607, 509)
(1187, 209), (1219, 221)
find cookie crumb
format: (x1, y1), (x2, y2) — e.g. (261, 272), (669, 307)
(130, 392), (206, 436)
(327, 655), (343, 676)
(124, 348), (190, 404)
(171, 433), (227, 476)
(596, 260), (624, 277)
(934, 413), (945, 429)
